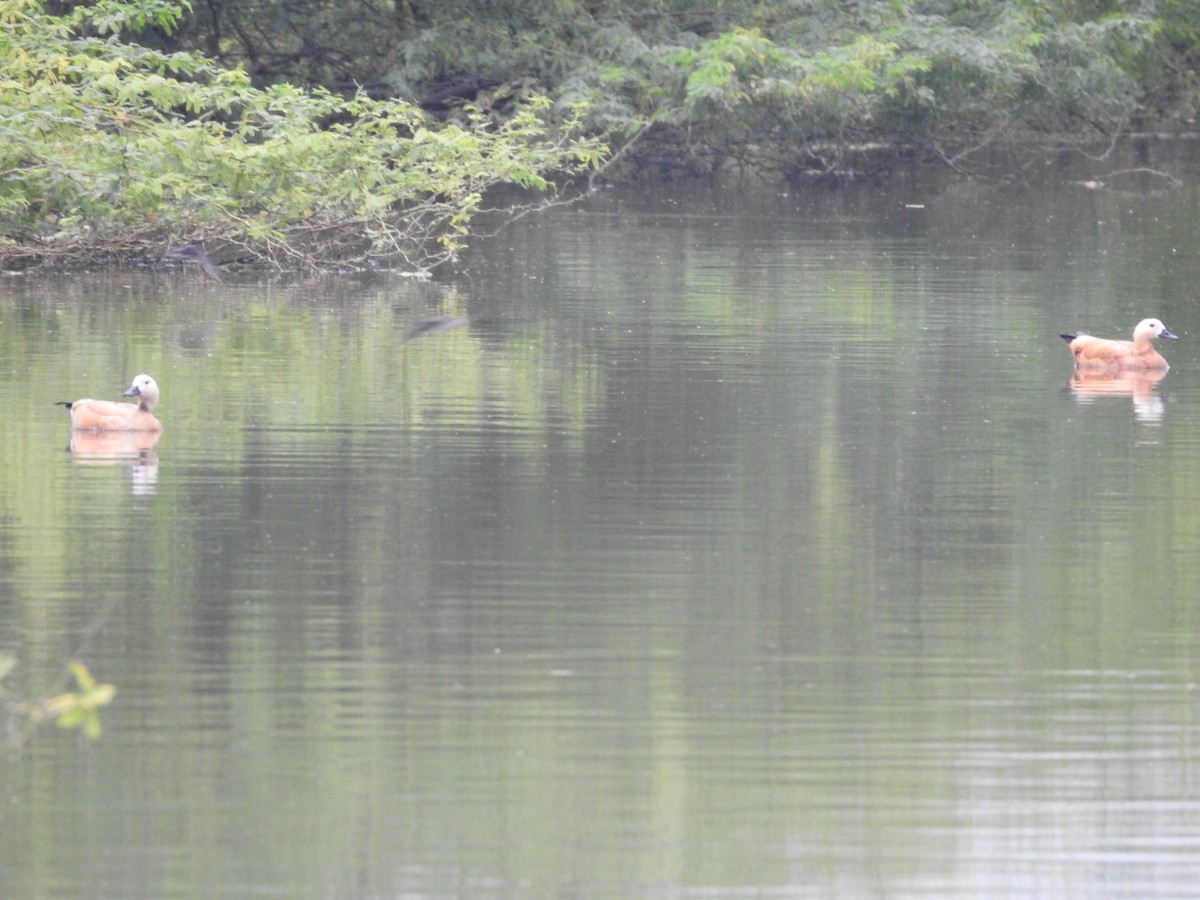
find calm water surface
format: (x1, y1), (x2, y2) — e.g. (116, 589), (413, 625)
(5, 151), (1200, 897)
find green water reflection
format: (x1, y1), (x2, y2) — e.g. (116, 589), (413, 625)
(4, 157), (1200, 897)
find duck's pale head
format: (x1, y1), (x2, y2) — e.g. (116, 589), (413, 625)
(123, 374), (161, 413)
(1134, 318), (1178, 342)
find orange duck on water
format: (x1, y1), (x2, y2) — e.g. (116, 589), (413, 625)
(58, 374), (164, 432)
(1060, 318), (1178, 370)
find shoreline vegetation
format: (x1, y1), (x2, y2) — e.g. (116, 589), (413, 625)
(3, 0), (1198, 273)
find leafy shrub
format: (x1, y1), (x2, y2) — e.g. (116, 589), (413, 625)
(0, 0), (607, 271)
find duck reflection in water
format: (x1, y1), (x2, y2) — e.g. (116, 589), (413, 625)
(67, 431), (161, 495)
(1068, 369), (1170, 424)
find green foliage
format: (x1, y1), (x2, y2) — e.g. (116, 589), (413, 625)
(45, 663), (116, 740)
(83, 0), (190, 34)
(635, 4), (1164, 176)
(1, 657), (115, 743)
(200, 0), (1166, 180)
(0, 0), (607, 271)
(5, 0), (1198, 232)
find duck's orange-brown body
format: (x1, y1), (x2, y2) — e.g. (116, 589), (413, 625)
(59, 374), (163, 432)
(1060, 318), (1177, 371)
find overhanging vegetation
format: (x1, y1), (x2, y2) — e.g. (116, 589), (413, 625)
(0, 0), (607, 272)
(4, 0), (1198, 271)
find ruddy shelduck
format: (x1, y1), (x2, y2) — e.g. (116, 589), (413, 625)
(58, 374), (164, 432)
(1060, 318), (1178, 370)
